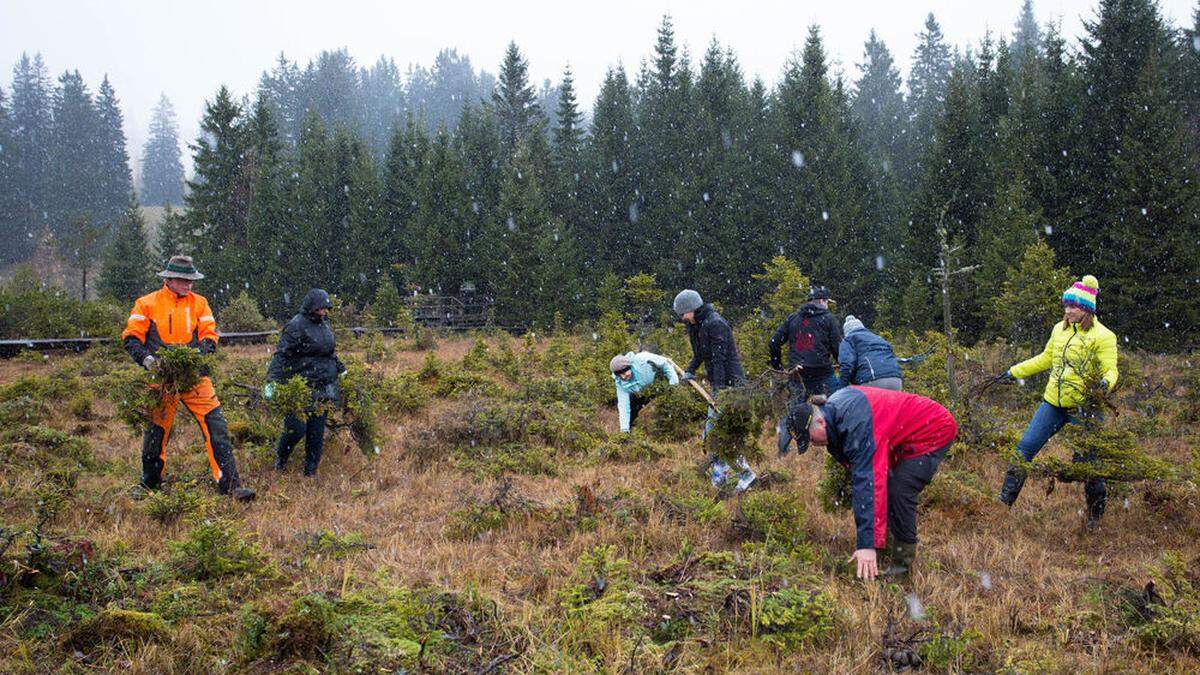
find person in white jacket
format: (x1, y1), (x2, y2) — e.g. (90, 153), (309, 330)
(610, 351), (680, 432)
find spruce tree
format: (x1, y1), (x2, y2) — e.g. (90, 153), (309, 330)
(342, 135), (384, 303)
(94, 75), (132, 226)
(48, 70), (103, 245)
(907, 14), (953, 187)
(186, 86), (249, 308)
(9, 53), (53, 260)
(772, 27), (880, 316)
(852, 30), (908, 177)
(493, 137), (581, 327)
(98, 194), (154, 302)
(635, 14), (697, 289)
(155, 204), (190, 261)
(139, 94), (186, 206)
(0, 87), (21, 265)
(550, 66), (592, 281)
(1075, 0), (1200, 348)
(454, 103), (505, 291)
(587, 65), (638, 278)
(492, 42), (541, 155)
(243, 94), (291, 318)
(1011, 0), (1043, 69)
(413, 128), (472, 294)
(382, 115), (428, 284)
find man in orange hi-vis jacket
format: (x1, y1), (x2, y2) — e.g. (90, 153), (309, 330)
(122, 255), (255, 501)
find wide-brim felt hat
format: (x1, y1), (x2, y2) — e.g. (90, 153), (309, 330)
(157, 255), (205, 280)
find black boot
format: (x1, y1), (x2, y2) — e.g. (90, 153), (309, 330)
(998, 466), (1027, 507)
(1085, 478), (1106, 530)
(881, 540), (917, 578)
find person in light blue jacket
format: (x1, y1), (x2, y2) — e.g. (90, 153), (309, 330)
(611, 351), (680, 432)
(837, 315), (903, 390)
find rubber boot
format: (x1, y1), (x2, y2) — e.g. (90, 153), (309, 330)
(1085, 478), (1106, 530)
(880, 540), (917, 578)
(998, 466), (1027, 507)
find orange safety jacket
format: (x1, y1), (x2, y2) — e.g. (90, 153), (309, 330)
(121, 285), (219, 365)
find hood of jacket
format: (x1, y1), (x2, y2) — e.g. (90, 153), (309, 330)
(300, 288), (333, 320)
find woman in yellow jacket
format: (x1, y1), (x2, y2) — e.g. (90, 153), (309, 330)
(996, 275), (1118, 528)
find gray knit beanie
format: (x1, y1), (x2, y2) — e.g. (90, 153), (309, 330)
(673, 289), (703, 316)
(610, 354), (633, 373)
(843, 314), (866, 335)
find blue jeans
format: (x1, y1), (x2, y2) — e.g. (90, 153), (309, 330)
(1015, 402), (1077, 462)
(1013, 401), (1106, 518)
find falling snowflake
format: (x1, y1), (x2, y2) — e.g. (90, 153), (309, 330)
(791, 150), (805, 168)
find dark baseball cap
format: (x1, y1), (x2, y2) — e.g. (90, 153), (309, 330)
(786, 403), (814, 455)
(808, 285), (831, 300)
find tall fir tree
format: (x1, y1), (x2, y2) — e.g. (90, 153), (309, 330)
(1074, 0), (1200, 348)
(413, 128), (473, 294)
(9, 53), (53, 261)
(907, 13), (954, 188)
(492, 42), (541, 155)
(382, 115), (428, 286)
(493, 137), (581, 327)
(549, 65), (591, 279)
(48, 70), (103, 245)
(186, 86), (249, 308)
(94, 75), (132, 226)
(139, 94), (186, 206)
(853, 30), (908, 177)
(1011, 0), (1043, 69)
(635, 14), (697, 290)
(587, 65), (639, 278)
(98, 194), (154, 302)
(243, 94), (292, 317)
(772, 27), (880, 315)
(0, 86), (21, 265)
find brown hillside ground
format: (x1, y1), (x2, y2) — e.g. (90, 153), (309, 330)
(1, 334), (1197, 673)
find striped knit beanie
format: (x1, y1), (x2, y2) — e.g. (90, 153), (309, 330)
(1062, 275), (1099, 313)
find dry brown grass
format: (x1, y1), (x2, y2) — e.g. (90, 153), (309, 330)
(0, 336), (1197, 672)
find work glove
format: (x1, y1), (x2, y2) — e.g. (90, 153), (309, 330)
(263, 382), (275, 400)
(142, 355), (158, 371)
(1099, 379), (1110, 391)
(997, 370), (1017, 384)
(198, 338), (217, 355)
(681, 371), (696, 382)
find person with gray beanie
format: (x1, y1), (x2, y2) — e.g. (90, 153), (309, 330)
(610, 351), (679, 432)
(837, 315), (903, 390)
(673, 289), (755, 493)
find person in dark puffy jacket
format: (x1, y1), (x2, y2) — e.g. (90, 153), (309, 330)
(674, 289), (755, 493)
(674, 289), (746, 392)
(837, 315), (903, 390)
(771, 285), (843, 455)
(265, 289), (345, 476)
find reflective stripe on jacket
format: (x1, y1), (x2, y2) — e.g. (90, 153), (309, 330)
(121, 285), (218, 365)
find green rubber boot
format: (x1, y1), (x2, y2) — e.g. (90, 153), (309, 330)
(881, 540), (917, 578)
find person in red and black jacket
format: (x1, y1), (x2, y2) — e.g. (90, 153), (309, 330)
(787, 386), (957, 580)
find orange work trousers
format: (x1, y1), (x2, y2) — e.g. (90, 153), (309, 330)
(142, 376), (241, 492)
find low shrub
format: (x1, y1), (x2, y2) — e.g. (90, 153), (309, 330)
(169, 517), (264, 581)
(62, 607), (171, 652)
(758, 587), (837, 650)
(734, 491), (806, 550)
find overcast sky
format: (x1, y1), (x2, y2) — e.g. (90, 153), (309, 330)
(2, 0), (1195, 180)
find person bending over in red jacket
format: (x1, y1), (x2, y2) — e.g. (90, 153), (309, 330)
(787, 386), (957, 580)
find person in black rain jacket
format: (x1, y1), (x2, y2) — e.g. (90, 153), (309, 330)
(266, 288), (345, 476)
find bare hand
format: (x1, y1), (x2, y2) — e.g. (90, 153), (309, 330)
(850, 548), (878, 581)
